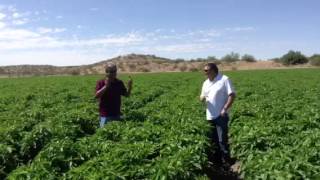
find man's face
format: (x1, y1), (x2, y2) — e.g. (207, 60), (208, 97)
(106, 68), (117, 79)
(203, 65), (216, 79)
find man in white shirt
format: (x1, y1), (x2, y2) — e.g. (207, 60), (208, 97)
(200, 63), (236, 165)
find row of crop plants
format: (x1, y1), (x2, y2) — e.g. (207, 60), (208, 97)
(230, 69), (320, 179)
(2, 69), (319, 179)
(0, 74), (179, 179)
(6, 73), (212, 179)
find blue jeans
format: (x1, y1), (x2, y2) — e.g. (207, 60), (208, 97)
(99, 116), (121, 127)
(208, 115), (230, 158)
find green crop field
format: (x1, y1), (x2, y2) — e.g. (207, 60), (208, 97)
(0, 69), (319, 179)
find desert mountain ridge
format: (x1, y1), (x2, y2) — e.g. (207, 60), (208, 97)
(0, 54), (310, 76)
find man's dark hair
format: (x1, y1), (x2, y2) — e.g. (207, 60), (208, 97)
(206, 63), (219, 73)
(105, 63), (117, 73)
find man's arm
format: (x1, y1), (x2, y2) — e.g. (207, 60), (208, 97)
(200, 82), (207, 102)
(123, 77), (133, 97)
(95, 79), (109, 98)
(200, 95), (206, 102)
(220, 93), (236, 116)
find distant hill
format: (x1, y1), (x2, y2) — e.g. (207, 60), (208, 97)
(0, 65), (81, 76)
(0, 54), (202, 76)
(0, 54), (301, 77)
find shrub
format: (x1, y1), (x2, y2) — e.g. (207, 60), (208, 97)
(241, 54), (256, 62)
(128, 63), (136, 71)
(309, 54), (320, 66)
(0, 67), (5, 74)
(70, 69), (80, 76)
(231, 66), (238, 71)
(174, 58), (185, 63)
(280, 50), (308, 65)
(139, 67), (150, 72)
(189, 67), (199, 72)
(221, 52), (240, 63)
(179, 65), (187, 72)
(270, 58), (281, 63)
(207, 56), (217, 61)
(118, 62), (124, 70)
(195, 58), (205, 61)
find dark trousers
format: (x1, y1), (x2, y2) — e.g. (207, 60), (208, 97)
(208, 115), (230, 161)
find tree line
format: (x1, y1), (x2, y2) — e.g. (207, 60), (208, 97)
(174, 51), (320, 66)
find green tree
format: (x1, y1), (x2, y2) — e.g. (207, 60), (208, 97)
(309, 54), (320, 66)
(196, 58), (205, 61)
(221, 52), (240, 63)
(207, 56), (217, 61)
(241, 54), (256, 62)
(269, 58), (281, 63)
(174, 58), (185, 63)
(280, 50), (308, 65)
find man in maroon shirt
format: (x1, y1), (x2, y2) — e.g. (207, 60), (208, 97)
(95, 63), (132, 127)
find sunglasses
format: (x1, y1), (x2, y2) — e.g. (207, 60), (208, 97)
(203, 69), (210, 72)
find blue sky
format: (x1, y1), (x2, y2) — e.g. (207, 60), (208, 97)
(0, 0), (319, 66)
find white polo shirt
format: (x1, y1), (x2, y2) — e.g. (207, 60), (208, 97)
(201, 73), (235, 120)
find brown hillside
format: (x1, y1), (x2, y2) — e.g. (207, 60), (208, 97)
(0, 53), (311, 77)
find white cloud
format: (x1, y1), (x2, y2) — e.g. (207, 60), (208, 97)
(158, 34), (180, 39)
(226, 26), (255, 32)
(0, 22), (6, 29)
(147, 43), (216, 53)
(0, 24), (259, 65)
(198, 38), (211, 42)
(0, 27), (145, 51)
(7, 9), (32, 25)
(147, 28), (222, 41)
(155, 29), (164, 33)
(12, 12), (22, 18)
(37, 27), (66, 34)
(37, 27), (52, 34)
(90, 8), (99, 11)
(12, 19), (29, 25)
(71, 33), (144, 47)
(56, 15), (63, 19)
(0, 28), (40, 40)
(7, 5), (17, 12)
(54, 28), (66, 33)
(0, 50), (107, 66)
(185, 29), (221, 38)
(0, 13), (6, 20)
(204, 30), (221, 37)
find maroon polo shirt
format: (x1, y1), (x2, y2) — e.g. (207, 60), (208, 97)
(96, 79), (127, 116)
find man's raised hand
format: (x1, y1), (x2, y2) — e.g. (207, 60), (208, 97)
(128, 76), (133, 89)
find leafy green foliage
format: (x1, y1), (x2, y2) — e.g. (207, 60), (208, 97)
(241, 54), (256, 62)
(1, 73), (210, 179)
(221, 52), (240, 63)
(230, 69), (320, 179)
(280, 50), (308, 65)
(1, 70), (319, 179)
